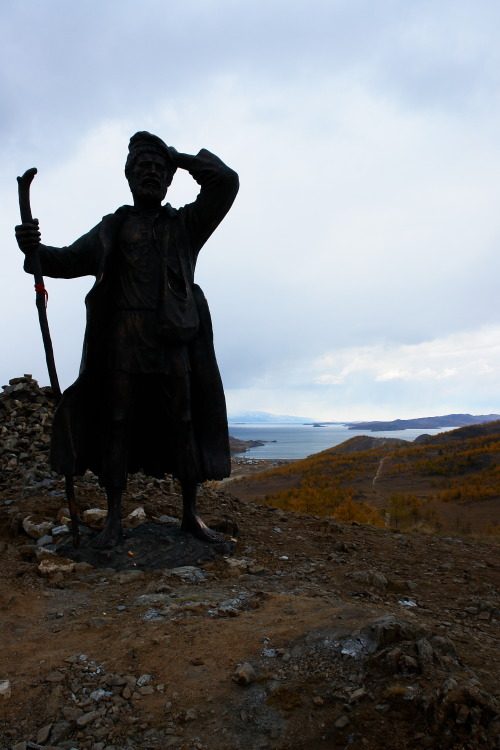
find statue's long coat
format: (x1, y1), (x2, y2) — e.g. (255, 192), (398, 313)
(28, 149), (239, 483)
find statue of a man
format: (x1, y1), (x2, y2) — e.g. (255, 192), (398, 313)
(15, 132), (239, 547)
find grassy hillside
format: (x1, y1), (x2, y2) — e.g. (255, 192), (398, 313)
(230, 426), (500, 535)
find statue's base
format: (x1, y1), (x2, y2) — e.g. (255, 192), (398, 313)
(57, 523), (232, 571)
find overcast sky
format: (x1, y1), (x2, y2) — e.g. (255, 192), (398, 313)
(2, 0), (500, 421)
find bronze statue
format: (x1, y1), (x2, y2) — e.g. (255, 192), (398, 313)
(15, 132), (239, 548)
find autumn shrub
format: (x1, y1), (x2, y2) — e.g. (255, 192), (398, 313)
(383, 493), (441, 531)
(484, 522), (500, 536)
(333, 497), (384, 526)
(244, 427), (500, 532)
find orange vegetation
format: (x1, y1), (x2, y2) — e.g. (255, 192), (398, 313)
(235, 429), (500, 535)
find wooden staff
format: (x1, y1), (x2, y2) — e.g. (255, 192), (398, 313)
(16, 168), (80, 547)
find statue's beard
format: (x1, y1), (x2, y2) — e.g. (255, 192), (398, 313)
(133, 183), (167, 204)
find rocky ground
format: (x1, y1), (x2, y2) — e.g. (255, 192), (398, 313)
(0, 377), (499, 750)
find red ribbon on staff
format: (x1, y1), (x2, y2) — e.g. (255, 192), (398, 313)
(34, 282), (48, 307)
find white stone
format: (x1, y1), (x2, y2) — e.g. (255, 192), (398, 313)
(38, 558), (75, 577)
(126, 507), (147, 527)
(233, 662), (256, 685)
(83, 508), (107, 527)
(225, 558), (249, 575)
(0, 680), (11, 698)
(52, 524), (70, 537)
(22, 516), (54, 540)
(169, 566), (206, 582)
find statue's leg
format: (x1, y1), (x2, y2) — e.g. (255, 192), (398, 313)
(156, 373), (224, 543)
(180, 478), (225, 543)
(92, 372), (132, 549)
(92, 487), (124, 548)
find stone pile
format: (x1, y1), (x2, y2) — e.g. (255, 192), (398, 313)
(0, 375), (243, 489)
(8, 654), (187, 750)
(0, 375), (56, 487)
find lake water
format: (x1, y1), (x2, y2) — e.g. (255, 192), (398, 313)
(228, 423), (455, 460)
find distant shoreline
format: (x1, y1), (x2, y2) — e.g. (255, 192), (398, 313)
(230, 412), (500, 432)
(345, 414), (500, 431)
(299, 414), (500, 432)
(226, 422), (491, 461)
(228, 436), (265, 455)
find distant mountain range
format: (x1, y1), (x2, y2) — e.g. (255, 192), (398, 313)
(227, 411), (313, 424)
(344, 414), (500, 432)
(228, 411), (500, 430)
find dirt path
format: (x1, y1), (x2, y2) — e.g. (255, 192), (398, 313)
(372, 456), (388, 500)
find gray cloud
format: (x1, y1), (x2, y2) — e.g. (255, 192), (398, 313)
(4, 1), (498, 154)
(2, 0), (500, 419)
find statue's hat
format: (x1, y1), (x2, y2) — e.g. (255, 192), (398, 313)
(125, 131), (174, 176)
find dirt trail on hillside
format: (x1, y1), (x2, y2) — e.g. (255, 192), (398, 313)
(372, 457), (388, 500)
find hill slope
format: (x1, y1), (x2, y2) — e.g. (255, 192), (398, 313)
(1, 464), (499, 749)
(0, 377), (498, 749)
(228, 423), (500, 534)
